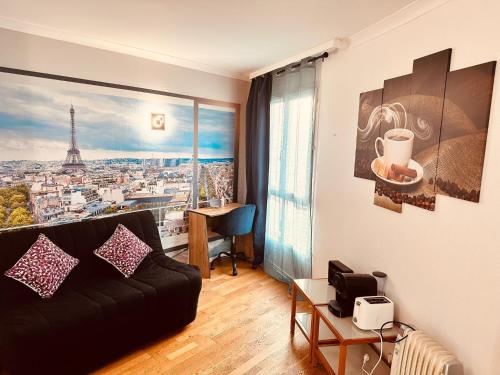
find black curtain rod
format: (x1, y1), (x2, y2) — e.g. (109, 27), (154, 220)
(275, 51), (329, 75)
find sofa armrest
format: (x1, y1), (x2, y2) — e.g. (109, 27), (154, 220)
(149, 251), (202, 320)
(149, 251), (201, 278)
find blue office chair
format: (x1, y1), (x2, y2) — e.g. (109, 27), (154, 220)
(210, 204), (256, 276)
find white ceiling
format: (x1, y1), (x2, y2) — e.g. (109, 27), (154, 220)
(0, 0), (416, 80)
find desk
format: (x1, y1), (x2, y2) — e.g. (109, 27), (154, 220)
(188, 203), (254, 278)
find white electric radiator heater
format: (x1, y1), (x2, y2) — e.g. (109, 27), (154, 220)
(390, 329), (463, 375)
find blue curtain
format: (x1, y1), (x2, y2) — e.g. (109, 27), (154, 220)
(264, 61), (317, 283)
(245, 74), (272, 266)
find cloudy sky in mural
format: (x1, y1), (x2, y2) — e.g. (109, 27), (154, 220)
(198, 105), (235, 159)
(0, 77), (235, 161)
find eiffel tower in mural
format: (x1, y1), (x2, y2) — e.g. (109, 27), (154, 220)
(62, 104), (86, 172)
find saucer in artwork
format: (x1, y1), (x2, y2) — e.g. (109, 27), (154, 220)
(371, 157), (424, 186)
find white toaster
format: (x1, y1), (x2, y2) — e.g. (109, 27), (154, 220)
(352, 296), (394, 330)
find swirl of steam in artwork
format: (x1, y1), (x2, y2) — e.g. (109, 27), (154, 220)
(382, 103), (407, 130)
(411, 117), (433, 140)
(357, 105), (382, 142)
(358, 102), (408, 142)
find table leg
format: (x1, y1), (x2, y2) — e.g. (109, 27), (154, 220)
(338, 343), (347, 375)
(188, 212), (210, 278)
(290, 282), (297, 335)
(309, 306), (319, 362)
(311, 307), (320, 366)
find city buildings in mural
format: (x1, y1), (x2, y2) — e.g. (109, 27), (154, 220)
(0, 77), (236, 249)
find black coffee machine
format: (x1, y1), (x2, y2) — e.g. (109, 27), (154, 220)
(328, 260), (377, 318)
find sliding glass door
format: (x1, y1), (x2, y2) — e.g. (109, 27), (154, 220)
(162, 101), (239, 249)
(195, 103), (238, 208)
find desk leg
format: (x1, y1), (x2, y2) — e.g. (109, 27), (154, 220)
(290, 282), (297, 336)
(188, 212), (210, 278)
(338, 344), (347, 375)
(311, 307), (320, 366)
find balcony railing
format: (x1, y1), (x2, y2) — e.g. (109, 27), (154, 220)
(0, 199), (226, 254)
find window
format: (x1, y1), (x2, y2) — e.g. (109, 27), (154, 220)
(264, 64), (317, 282)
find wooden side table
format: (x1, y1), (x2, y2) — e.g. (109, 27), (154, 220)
(311, 305), (398, 375)
(290, 279), (337, 360)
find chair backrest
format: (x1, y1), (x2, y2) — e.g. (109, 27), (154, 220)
(218, 204), (256, 237)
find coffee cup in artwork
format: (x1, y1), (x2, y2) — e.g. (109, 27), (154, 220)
(375, 128), (414, 168)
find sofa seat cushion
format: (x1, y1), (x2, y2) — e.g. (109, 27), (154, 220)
(72, 276), (158, 319)
(132, 262), (193, 313)
(0, 288), (104, 368)
(75, 256), (200, 317)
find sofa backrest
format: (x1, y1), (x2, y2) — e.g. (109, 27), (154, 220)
(0, 210), (163, 302)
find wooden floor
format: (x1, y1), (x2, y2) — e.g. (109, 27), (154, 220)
(92, 260), (327, 375)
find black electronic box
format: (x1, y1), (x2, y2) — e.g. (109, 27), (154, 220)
(328, 260), (354, 286)
(328, 273), (377, 317)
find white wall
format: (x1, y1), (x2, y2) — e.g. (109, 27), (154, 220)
(0, 27), (250, 201)
(313, 0), (500, 374)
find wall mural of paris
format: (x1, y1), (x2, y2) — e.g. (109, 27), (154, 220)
(354, 49), (496, 213)
(0, 69), (237, 249)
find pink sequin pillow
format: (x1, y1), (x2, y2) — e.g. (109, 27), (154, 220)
(4, 234), (79, 298)
(94, 224), (152, 277)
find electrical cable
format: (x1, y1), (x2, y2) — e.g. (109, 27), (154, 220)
(361, 320), (416, 374)
(379, 320), (416, 343)
(362, 329), (383, 375)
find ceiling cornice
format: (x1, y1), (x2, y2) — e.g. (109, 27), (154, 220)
(349, 0), (452, 48)
(0, 15), (249, 81)
(0, 0), (453, 83)
(248, 0), (453, 79)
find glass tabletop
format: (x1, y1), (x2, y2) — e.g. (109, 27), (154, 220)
(316, 305), (398, 342)
(294, 278), (336, 306)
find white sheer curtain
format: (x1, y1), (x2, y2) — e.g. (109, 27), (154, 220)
(264, 60), (317, 283)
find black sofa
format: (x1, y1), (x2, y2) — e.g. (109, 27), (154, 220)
(0, 210), (202, 375)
